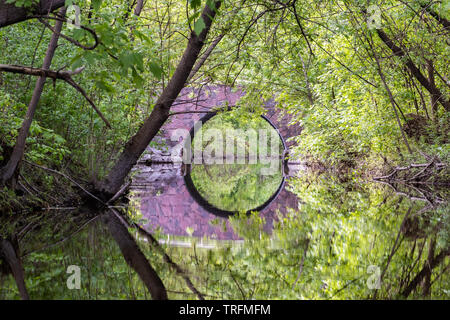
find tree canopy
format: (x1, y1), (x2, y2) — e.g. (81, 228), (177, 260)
(0, 0), (448, 301)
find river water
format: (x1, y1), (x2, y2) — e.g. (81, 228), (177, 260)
(0, 157), (448, 299)
(129, 160), (302, 242)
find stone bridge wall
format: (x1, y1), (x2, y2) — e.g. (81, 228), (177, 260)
(150, 85), (301, 158)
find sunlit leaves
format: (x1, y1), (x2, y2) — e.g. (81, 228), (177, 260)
(194, 17), (206, 36)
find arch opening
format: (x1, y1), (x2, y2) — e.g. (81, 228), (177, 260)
(183, 108), (287, 217)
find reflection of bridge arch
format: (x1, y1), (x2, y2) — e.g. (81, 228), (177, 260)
(182, 109), (287, 217)
(184, 164), (286, 218)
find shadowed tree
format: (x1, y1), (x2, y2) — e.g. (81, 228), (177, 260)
(0, 7), (67, 186)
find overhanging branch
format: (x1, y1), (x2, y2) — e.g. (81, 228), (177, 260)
(0, 64), (84, 79)
(0, 64), (111, 128)
(0, 0), (65, 28)
(375, 28), (450, 112)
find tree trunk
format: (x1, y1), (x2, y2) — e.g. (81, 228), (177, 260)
(0, 0), (65, 28)
(101, 211), (168, 300)
(376, 29), (450, 112)
(97, 1), (222, 197)
(426, 60), (439, 122)
(134, 0), (145, 16)
(0, 238), (29, 300)
(401, 247), (449, 298)
(0, 7), (66, 186)
(421, 4), (450, 30)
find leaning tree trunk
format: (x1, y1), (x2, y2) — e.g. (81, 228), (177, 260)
(134, 0), (145, 16)
(0, 238), (29, 300)
(0, 7), (66, 186)
(97, 1), (222, 197)
(101, 211), (168, 300)
(376, 29), (450, 112)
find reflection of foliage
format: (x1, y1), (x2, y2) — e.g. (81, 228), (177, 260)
(1, 220), (146, 299)
(192, 110), (283, 158)
(2, 170), (448, 299)
(1, 217), (193, 300)
(190, 163), (283, 212)
(228, 211), (266, 240)
(165, 172), (449, 299)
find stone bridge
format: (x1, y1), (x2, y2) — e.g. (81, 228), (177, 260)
(155, 85), (302, 155)
(131, 85), (302, 241)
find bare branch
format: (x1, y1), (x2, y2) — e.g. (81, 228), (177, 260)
(34, 15), (99, 50)
(0, 64), (84, 79)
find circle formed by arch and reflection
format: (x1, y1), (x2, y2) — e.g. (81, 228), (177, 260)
(183, 108), (286, 217)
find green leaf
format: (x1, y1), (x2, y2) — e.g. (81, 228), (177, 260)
(206, 0), (216, 11)
(95, 80), (115, 93)
(189, 0), (201, 9)
(148, 61), (163, 79)
(188, 11), (201, 25)
(92, 0), (103, 10)
(194, 17), (206, 36)
(131, 68), (144, 86)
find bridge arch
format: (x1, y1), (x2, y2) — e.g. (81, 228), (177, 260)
(154, 85), (302, 159)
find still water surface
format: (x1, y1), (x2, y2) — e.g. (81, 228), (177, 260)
(0, 161), (448, 299)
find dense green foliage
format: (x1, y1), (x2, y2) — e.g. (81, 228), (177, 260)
(1, 0), (448, 183)
(0, 0), (448, 300)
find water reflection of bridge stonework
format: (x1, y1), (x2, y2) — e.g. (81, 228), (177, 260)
(132, 164), (299, 240)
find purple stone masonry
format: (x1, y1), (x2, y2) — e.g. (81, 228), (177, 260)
(160, 85), (301, 149)
(132, 85), (302, 240)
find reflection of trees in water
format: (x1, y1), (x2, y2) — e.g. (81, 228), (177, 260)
(374, 159), (447, 206)
(0, 208), (179, 300)
(101, 211), (167, 300)
(368, 159), (449, 297)
(0, 237), (29, 299)
(1, 168), (448, 299)
(1, 209), (95, 299)
(371, 174), (449, 298)
(190, 163), (283, 212)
